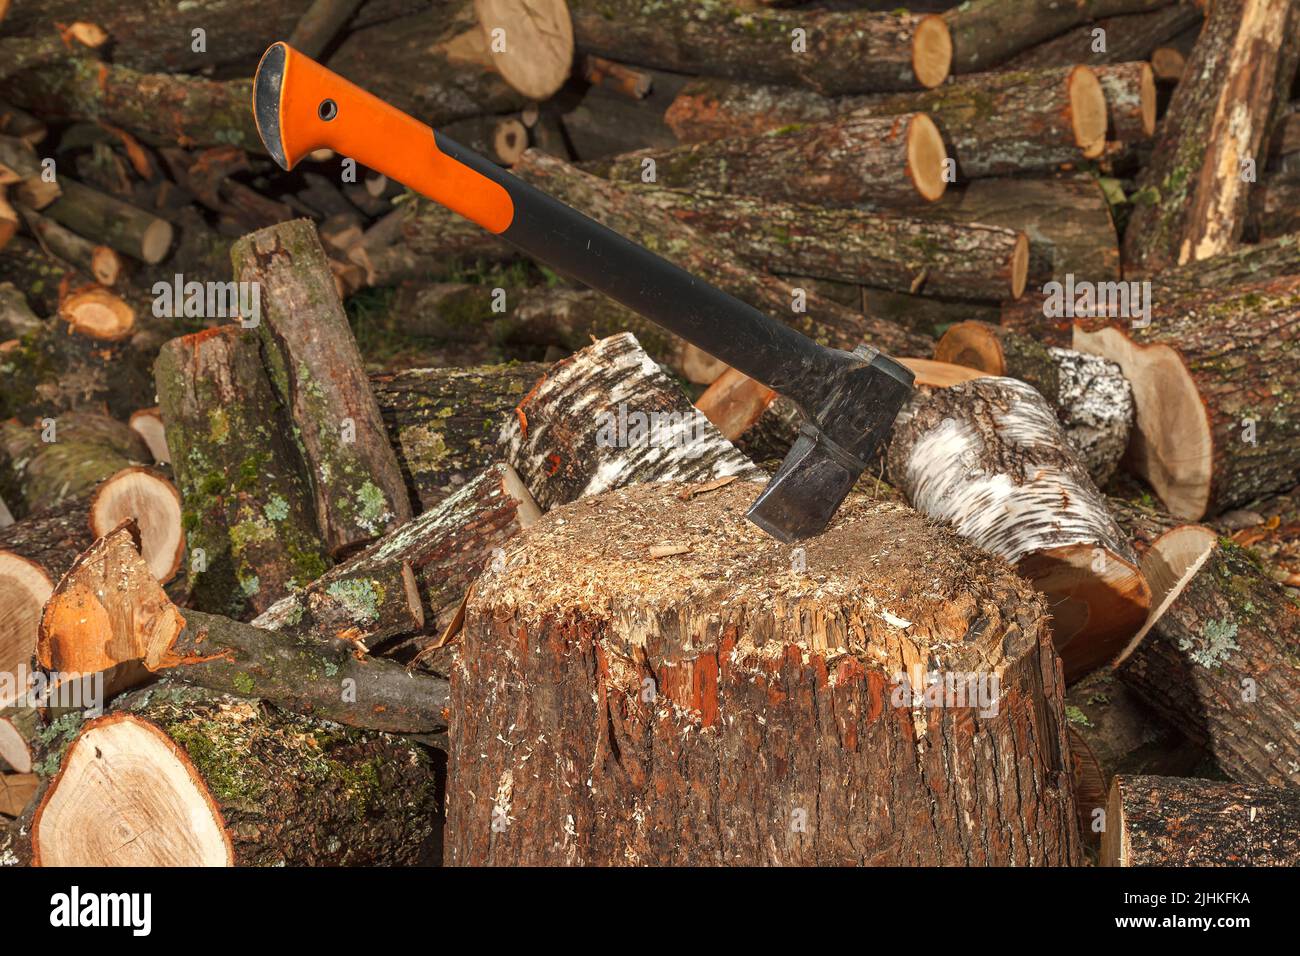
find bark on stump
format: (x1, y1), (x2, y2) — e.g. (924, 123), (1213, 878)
(30, 685), (441, 866)
(1104, 775), (1300, 866)
(447, 480), (1081, 865)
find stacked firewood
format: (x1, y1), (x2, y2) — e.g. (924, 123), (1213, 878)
(2, 0), (1299, 868)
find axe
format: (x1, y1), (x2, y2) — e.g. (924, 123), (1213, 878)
(252, 42), (914, 542)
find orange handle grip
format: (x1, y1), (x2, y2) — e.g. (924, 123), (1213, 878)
(253, 42), (514, 233)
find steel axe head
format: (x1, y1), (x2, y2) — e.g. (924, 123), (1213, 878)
(746, 346), (914, 543)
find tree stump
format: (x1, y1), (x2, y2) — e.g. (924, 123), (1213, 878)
(447, 480), (1081, 866)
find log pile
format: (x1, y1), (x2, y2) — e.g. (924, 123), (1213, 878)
(2, 0), (1299, 872)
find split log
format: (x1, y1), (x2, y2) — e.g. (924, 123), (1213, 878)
(232, 219), (413, 555)
(504, 151), (933, 358)
(39, 524), (450, 734)
(695, 367), (778, 442)
(371, 362), (547, 510)
(1104, 775), (1300, 866)
(1093, 63), (1158, 142)
(568, 0), (952, 93)
(0, 773), (37, 817)
(886, 376), (1150, 680)
(43, 178), (172, 264)
(328, 1), (572, 127)
(1003, 5), (1204, 70)
(154, 326), (330, 617)
(501, 333), (763, 510)
(258, 462), (541, 671)
(0, 134), (58, 209)
(1112, 525), (1300, 787)
(1122, 0), (1300, 270)
(128, 407), (168, 465)
(0, 60), (262, 155)
(448, 479), (1081, 865)
(30, 685), (441, 866)
(386, 283), (716, 381)
(1065, 670), (1203, 848)
(1073, 275), (1300, 519)
(633, 189), (1029, 300)
(0, 411), (149, 516)
(943, 0), (1176, 74)
(581, 111), (949, 206)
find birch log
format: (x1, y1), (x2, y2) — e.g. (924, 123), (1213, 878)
(501, 333), (763, 511)
(886, 376), (1150, 680)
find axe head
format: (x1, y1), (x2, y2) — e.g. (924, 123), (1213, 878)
(746, 346), (914, 543)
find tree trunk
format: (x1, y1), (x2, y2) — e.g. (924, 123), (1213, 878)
(154, 325), (330, 617)
(943, 0), (1174, 74)
(886, 376), (1150, 681)
(30, 685), (441, 866)
(17, 206), (121, 286)
(505, 150), (933, 358)
(567, 0), (952, 93)
(1104, 775), (1300, 866)
(1073, 275), (1300, 519)
(447, 479), (1081, 865)
(39, 524), (450, 734)
(501, 333), (763, 511)
(580, 111), (948, 206)
(232, 219), (413, 556)
(1122, 0), (1300, 271)
(1112, 525), (1300, 787)
(43, 178), (173, 264)
(631, 188), (1029, 300)
(370, 362), (545, 510)
(934, 321), (1060, 398)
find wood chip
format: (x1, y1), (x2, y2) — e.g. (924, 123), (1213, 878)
(677, 475), (739, 500)
(648, 544), (692, 560)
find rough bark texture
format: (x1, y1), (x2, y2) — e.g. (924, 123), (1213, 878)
(501, 333), (763, 511)
(506, 151), (932, 357)
(371, 362), (546, 510)
(568, 1), (950, 94)
(1003, 5), (1204, 70)
(581, 111), (940, 207)
(0, 58), (261, 155)
(232, 219), (413, 555)
(1104, 774), (1300, 866)
(0, 499), (90, 587)
(1247, 173), (1300, 240)
(1116, 537), (1300, 788)
(1073, 275), (1300, 519)
(935, 321), (1059, 398)
(886, 376), (1148, 681)
(632, 188), (1028, 300)
(1094, 62), (1157, 142)
(1122, 0), (1300, 271)
(0, 411), (149, 516)
(447, 480), (1081, 865)
(943, 0), (1175, 73)
(31, 685), (441, 867)
(1049, 346), (1134, 487)
(154, 326), (330, 618)
(43, 178), (172, 264)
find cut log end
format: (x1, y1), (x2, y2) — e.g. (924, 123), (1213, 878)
(0, 553), (52, 707)
(1150, 47), (1186, 83)
(1010, 232), (1030, 299)
(493, 117), (529, 166)
(32, 713), (233, 867)
(912, 15), (953, 90)
(140, 218), (175, 265)
(88, 468), (185, 583)
(1073, 325), (1210, 519)
(1136, 62), (1157, 138)
(128, 408), (170, 465)
(58, 287), (135, 341)
(90, 246), (121, 286)
(1069, 66), (1108, 160)
(0, 716), (32, 774)
(933, 321), (1008, 375)
(476, 0), (575, 101)
(1113, 525), (1218, 666)
(906, 113), (948, 202)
